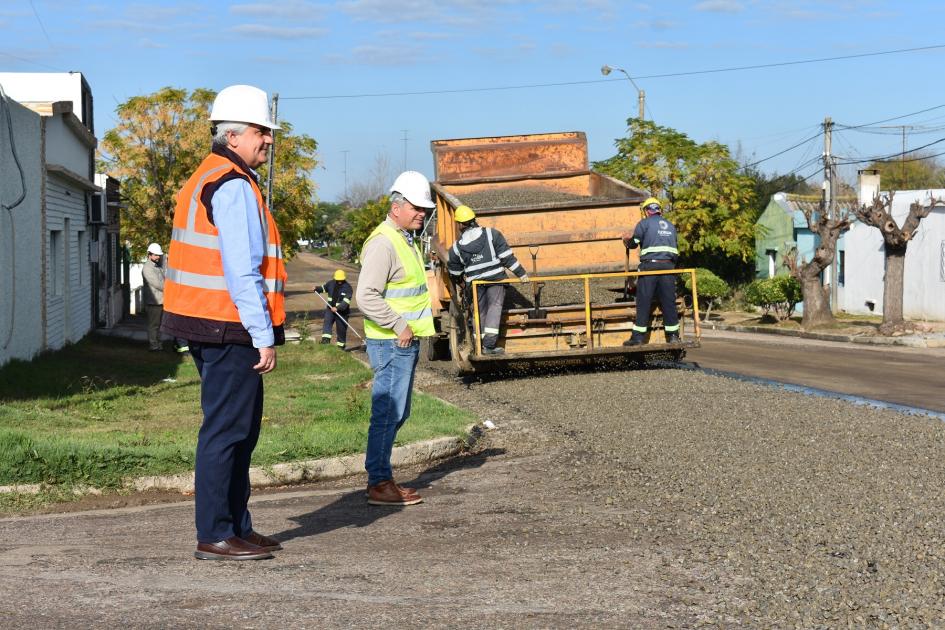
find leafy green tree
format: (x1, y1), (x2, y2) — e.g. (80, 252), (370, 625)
(594, 119), (757, 280)
(682, 268), (730, 320)
(305, 201), (347, 245)
(865, 152), (945, 192)
(744, 275), (801, 321)
(99, 87), (317, 259)
(340, 196), (390, 261)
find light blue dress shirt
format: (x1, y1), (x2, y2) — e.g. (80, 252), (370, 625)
(212, 178), (274, 348)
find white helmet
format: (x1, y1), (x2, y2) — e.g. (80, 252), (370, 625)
(389, 171), (435, 208)
(147, 243), (164, 256)
(209, 84), (281, 130)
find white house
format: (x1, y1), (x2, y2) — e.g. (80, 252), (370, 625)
(840, 171), (945, 321)
(0, 72), (122, 367)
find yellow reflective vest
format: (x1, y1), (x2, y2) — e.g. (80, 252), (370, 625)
(361, 223), (435, 339)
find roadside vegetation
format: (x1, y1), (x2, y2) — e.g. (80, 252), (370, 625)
(0, 337), (473, 509)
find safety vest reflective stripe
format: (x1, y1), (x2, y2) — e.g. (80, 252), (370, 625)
(362, 222), (435, 339)
(382, 285), (428, 298)
(166, 267), (284, 293)
(171, 227), (284, 259)
(640, 245), (679, 256)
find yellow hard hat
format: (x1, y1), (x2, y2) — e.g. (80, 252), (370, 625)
(334, 269), (346, 281)
(642, 197), (662, 213)
(454, 205), (476, 223)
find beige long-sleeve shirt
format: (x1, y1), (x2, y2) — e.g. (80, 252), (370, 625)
(355, 217), (425, 336)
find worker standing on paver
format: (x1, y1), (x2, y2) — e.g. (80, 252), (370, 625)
(446, 205), (528, 355)
(161, 84), (286, 561)
(355, 171), (436, 506)
(622, 197), (680, 346)
(314, 269), (352, 348)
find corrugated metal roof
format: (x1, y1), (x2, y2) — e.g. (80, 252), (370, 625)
(770, 192), (858, 228)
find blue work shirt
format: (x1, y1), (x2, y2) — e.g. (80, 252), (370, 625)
(212, 178), (274, 348)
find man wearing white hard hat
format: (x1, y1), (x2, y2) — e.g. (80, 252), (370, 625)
(142, 242), (166, 351)
(161, 85), (287, 561)
(355, 171), (436, 506)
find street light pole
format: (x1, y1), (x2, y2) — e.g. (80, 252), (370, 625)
(601, 64), (646, 120)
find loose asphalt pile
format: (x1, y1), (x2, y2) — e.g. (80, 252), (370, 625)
(458, 187), (608, 209)
(424, 364), (945, 627)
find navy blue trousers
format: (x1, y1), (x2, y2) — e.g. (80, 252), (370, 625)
(321, 307), (348, 346)
(190, 342), (263, 543)
(634, 260), (680, 333)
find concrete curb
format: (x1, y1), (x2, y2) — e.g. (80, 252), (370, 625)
(703, 322), (945, 348)
(0, 432), (476, 496)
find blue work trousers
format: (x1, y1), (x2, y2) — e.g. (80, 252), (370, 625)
(190, 342), (263, 543)
(321, 307), (349, 347)
(364, 338), (419, 486)
(635, 260), (680, 331)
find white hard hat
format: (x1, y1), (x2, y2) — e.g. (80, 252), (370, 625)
(147, 243), (164, 255)
(389, 171), (435, 209)
(209, 84), (281, 130)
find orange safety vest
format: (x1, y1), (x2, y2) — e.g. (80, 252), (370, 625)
(164, 152), (286, 326)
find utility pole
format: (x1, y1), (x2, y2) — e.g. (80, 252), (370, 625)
(401, 129), (409, 171)
(341, 150), (349, 202)
(638, 89), (646, 121)
(823, 116), (839, 313)
(265, 93), (279, 210)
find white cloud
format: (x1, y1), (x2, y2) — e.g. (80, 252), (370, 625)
(325, 44), (427, 66)
(636, 41), (689, 49)
(138, 38), (167, 49)
(229, 1), (326, 20)
(230, 23), (329, 38)
(634, 19), (678, 30)
(694, 0), (744, 13)
(338, 0), (520, 26)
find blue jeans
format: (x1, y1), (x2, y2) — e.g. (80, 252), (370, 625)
(365, 338), (420, 486)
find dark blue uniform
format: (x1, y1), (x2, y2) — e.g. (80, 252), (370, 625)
(316, 279), (352, 347)
(627, 214), (681, 344)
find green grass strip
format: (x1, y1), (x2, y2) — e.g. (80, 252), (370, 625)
(0, 336), (472, 488)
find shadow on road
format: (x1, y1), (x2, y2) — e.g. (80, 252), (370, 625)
(272, 447), (506, 542)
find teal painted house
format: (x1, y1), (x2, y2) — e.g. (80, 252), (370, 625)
(754, 192), (854, 280)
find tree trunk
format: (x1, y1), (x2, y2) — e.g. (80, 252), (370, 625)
(881, 246), (906, 332)
(800, 275), (833, 328)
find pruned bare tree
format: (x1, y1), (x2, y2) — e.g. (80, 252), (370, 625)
(783, 199), (851, 329)
(854, 192), (942, 334)
(343, 151), (396, 207)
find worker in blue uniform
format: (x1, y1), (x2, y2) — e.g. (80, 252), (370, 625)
(622, 197), (681, 346)
(315, 269), (353, 348)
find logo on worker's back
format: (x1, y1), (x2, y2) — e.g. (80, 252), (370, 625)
(659, 220), (669, 230)
(471, 253), (484, 263)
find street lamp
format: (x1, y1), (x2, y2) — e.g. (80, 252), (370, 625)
(601, 64), (646, 120)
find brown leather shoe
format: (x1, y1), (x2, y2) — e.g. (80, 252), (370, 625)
(367, 480), (423, 506)
(194, 536), (274, 561)
(243, 531), (283, 551)
(364, 481), (421, 500)
(395, 483), (421, 500)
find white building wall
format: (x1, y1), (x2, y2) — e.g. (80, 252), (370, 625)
(0, 72), (91, 125)
(45, 176), (93, 349)
(45, 115), (92, 176)
(840, 190), (945, 321)
(0, 98), (44, 366)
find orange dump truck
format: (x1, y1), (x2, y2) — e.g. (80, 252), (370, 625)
(422, 131), (701, 373)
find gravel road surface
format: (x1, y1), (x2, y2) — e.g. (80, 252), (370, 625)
(3, 356), (945, 628)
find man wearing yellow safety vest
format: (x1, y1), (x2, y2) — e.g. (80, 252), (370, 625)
(621, 197), (681, 346)
(161, 85), (286, 561)
(355, 171), (436, 506)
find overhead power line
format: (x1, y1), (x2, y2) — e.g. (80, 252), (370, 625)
(836, 102), (945, 130)
(281, 43), (945, 101)
(835, 135), (945, 165)
(742, 130), (823, 169)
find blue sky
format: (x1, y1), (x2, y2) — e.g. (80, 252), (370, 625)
(3, 0), (945, 202)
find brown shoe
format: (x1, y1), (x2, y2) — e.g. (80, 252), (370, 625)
(395, 483), (421, 500)
(243, 531), (283, 551)
(194, 536), (274, 561)
(367, 480), (423, 506)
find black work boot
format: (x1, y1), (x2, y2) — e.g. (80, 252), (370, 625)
(623, 332), (646, 347)
(320, 338), (331, 344)
(665, 332), (681, 344)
